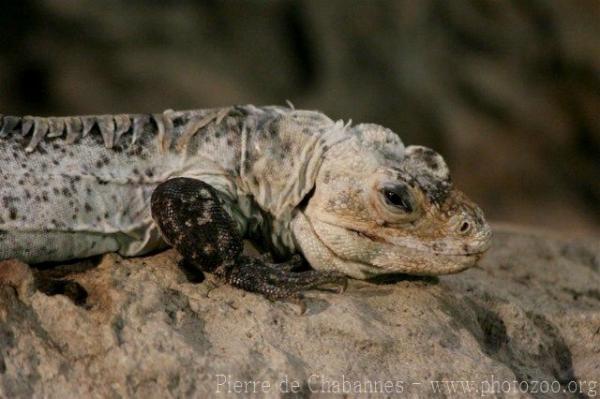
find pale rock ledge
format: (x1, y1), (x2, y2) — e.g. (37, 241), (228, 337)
(0, 226), (598, 398)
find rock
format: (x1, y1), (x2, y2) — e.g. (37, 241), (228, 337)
(0, 259), (35, 300)
(0, 226), (598, 398)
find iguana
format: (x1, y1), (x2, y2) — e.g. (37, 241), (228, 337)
(0, 105), (492, 303)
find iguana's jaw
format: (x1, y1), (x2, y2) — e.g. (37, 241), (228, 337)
(291, 210), (388, 279)
(295, 210), (491, 278)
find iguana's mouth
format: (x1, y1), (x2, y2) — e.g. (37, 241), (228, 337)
(346, 228), (387, 244)
(309, 218), (488, 275)
(345, 225), (491, 257)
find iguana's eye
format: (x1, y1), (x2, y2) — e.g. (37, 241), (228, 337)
(382, 184), (413, 213)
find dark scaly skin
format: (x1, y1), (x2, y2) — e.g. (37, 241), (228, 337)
(150, 178), (347, 303)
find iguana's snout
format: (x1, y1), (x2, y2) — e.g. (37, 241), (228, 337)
(292, 123), (492, 279)
(427, 189), (492, 256)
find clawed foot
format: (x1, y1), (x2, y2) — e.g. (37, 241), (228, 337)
(151, 178), (348, 313)
(281, 274), (347, 315)
(220, 256), (347, 308)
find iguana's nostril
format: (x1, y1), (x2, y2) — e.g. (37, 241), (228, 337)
(459, 221), (471, 234)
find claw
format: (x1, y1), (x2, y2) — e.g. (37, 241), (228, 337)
(287, 293), (307, 315)
(204, 279), (220, 298)
(289, 254), (303, 264)
(337, 278), (348, 294)
(258, 252), (274, 263)
(284, 260), (303, 272)
(297, 300), (307, 315)
(266, 254), (304, 273)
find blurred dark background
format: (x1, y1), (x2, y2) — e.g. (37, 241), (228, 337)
(0, 1), (598, 235)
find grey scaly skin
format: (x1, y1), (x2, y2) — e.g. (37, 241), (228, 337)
(0, 105), (492, 301)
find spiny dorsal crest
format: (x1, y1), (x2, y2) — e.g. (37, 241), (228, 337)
(0, 108), (231, 154)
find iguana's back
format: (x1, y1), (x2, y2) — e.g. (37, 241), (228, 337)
(0, 105), (345, 263)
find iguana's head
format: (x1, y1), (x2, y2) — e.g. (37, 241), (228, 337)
(292, 123), (492, 279)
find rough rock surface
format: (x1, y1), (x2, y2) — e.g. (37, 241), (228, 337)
(0, 226), (598, 398)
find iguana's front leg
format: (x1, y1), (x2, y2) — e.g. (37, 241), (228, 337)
(150, 178), (346, 302)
